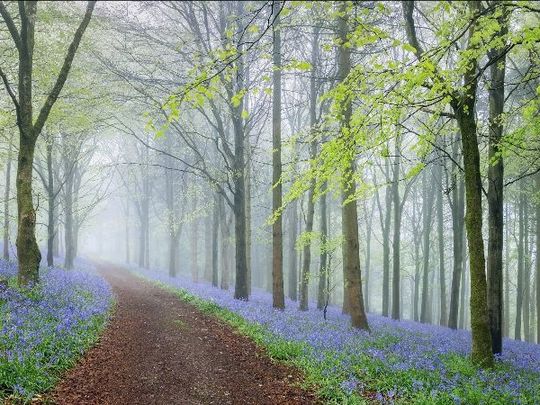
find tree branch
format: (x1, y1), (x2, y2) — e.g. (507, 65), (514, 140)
(0, 65), (20, 120)
(33, 1), (96, 137)
(0, 1), (21, 50)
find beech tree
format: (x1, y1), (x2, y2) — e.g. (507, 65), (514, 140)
(0, 1), (95, 285)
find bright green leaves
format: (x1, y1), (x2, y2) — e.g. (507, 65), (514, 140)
(401, 43), (417, 54)
(285, 59), (312, 71)
(231, 88), (247, 108)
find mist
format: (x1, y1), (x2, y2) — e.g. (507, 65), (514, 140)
(1, 1), (539, 403)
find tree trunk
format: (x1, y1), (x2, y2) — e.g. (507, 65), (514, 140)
(191, 208), (199, 282)
(143, 158), (150, 269)
(63, 147), (75, 270)
(412, 187), (421, 321)
(449, 149), (465, 329)
(212, 193), (219, 287)
(299, 192), (315, 311)
(429, 256), (436, 323)
(125, 196), (130, 264)
(288, 199), (298, 300)
(317, 186), (328, 310)
(459, 231), (467, 330)
(271, 4), (284, 309)
(46, 140), (55, 267)
(299, 25), (320, 312)
(138, 212), (146, 268)
(420, 168), (434, 323)
(3, 136), (13, 260)
(169, 232), (178, 278)
(504, 202), (510, 336)
(232, 137), (248, 299)
(204, 213), (212, 282)
(523, 197), (531, 341)
(363, 199), (374, 313)
(536, 173), (540, 344)
(382, 161), (392, 316)
(165, 167), (177, 277)
(413, 241), (421, 321)
(516, 187), (524, 340)
(72, 166), (82, 261)
(391, 138), (402, 320)
(337, 2), (369, 330)
(16, 136), (42, 284)
(486, 4), (507, 352)
(454, 99), (494, 366)
(230, 3), (249, 300)
(436, 163), (447, 326)
(219, 196), (230, 290)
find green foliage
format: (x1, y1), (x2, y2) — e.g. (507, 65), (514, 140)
(282, 0), (540, 216)
(284, 59), (312, 71)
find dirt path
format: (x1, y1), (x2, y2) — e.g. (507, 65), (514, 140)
(51, 263), (318, 405)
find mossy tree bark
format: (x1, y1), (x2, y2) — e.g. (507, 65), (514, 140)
(454, 98), (494, 366)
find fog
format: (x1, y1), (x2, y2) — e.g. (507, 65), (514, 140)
(1, 2), (539, 399)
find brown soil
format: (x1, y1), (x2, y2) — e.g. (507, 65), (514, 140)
(50, 262), (319, 405)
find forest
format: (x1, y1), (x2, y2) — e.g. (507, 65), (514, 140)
(0, 1), (539, 404)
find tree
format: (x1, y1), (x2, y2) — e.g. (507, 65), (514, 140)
(391, 135), (414, 320)
(486, 1), (508, 355)
(317, 188), (329, 310)
(0, 0), (95, 285)
(2, 134), (12, 260)
(381, 162), (392, 317)
(536, 172), (540, 344)
(403, 0), (493, 367)
(420, 167), (434, 324)
(271, 1), (284, 309)
(516, 186), (525, 340)
(299, 25), (321, 312)
(337, 2), (369, 331)
(448, 139), (465, 329)
(436, 161), (447, 326)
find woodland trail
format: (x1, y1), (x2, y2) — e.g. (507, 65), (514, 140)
(50, 263), (318, 405)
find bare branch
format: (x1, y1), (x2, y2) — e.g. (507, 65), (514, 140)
(33, 1), (96, 136)
(0, 1), (21, 50)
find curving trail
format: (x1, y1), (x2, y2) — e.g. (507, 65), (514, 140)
(51, 262), (318, 405)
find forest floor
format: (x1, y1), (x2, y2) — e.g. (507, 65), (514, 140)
(49, 262), (318, 405)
